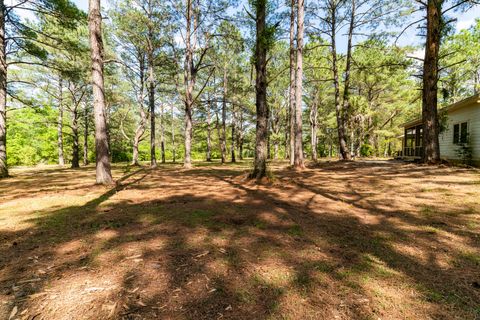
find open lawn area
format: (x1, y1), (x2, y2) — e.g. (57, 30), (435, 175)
(1, 161), (479, 320)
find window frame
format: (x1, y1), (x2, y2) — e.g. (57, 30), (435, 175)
(453, 121), (468, 144)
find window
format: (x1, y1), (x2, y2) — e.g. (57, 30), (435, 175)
(453, 122), (468, 144)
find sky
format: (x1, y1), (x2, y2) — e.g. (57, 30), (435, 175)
(54, 0), (480, 53)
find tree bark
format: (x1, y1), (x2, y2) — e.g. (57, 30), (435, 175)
(83, 102), (89, 165)
(148, 52), (156, 167)
(293, 0), (305, 169)
(57, 76), (65, 166)
(88, 0), (113, 185)
(0, 0), (8, 178)
(289, 0), (296, 166)
(221, 67), (227, 163)
(171, 103), (176, 163)
(422, 0), (442, 164)
(71, 108), (80, 168)
(183, 0), (195, 169)
(310, 92), (318, 162)
(160, 103), (165, 163)
(231, 103), (236, 162)
(340, 0), (355, 160)
(330, 3), (350, 160)
(132, 107), (147, 166)
(250, 0), (268, 179)
(132, 55), (146, 166)
(284, 102), (289, 160)
(237, 107), (244, 160)
(206, 97), (212, 161)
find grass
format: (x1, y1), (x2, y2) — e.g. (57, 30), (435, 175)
(459, 251), (480, 266)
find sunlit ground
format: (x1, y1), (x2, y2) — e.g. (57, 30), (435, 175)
(1, 160), (479, 319)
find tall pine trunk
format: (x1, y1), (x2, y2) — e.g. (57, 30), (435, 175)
(221, 67), (227, 163)
(148, 53), (156, 167)
(88, 0), (113, 185)
(310, 92), (318, 162)
(132, 57), (146, 166)
(330, 5), (349, 160)
(206, 98), (212, 161)
(171, 103), (176, 163)
(160, 103), (165, 163)
(0, 0), (8, 178)
(284, 103), (289, 160)
(83, 102), (89, 165)
(71, 108), (80, 168)
(422, 0), (442, 163)
(231, 103), (236, 162)
(57, 77), (65, 166)
(250, 0), (268, 179)
(340, 0), (355, 160)
(293, 0), (305, 169)
(237, 108), (244, 160)
(289, 0), (296, 166)
(184, 0), (195, 169)
(131, 107), (147, 166)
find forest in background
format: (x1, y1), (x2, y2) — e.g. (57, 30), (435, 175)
(2, 0), (480, 168)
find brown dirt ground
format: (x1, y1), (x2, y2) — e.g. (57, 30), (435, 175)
(0, 160), (479, 320)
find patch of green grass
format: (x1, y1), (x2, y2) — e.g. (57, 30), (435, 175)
(420, 225), (440, 234)
(423, 288), (444, 302)
(287, 225), (304, 237)
(459, 251), (480, 266)
(182, 209), (216, 227)
(466, 221), (478, 230)
(313, 261), (336, 274)
(420, 205), (436, 217)
(253, 219), (267, 229)
(236, 288), (254, 303)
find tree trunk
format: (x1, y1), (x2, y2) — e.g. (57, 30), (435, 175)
(83, 102), (89, 166)
(422, 0), (442, 164)
(206, 99), (212, 161)
(71, 108), (80, 168)
(341, 0), (355, 159)
(231, 103), (236, 162)
(250, 0), (268, 179)
(171, 103), (176, 163)
(57, 77), (65, 166)
(0, 0), (8, 178)
(293, 0), (305, 169)
(131, 108), (147, 166)
(330, 5), (350, 160)
(148, 53), (156, 167)
(284, 102), (289, 160)
(160, 103), (165, 163)
(267, 103), (271, 159)
(237, 107), (244, 160)
(88, 0), (113, 185)
(221, 67), (227, 163)
(289, 0), (296, 166)
(310, 94), (318, 162)
(183, 0), (195, 169)
(132, 56), (146, 166)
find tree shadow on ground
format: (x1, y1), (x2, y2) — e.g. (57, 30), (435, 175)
(0, 161), (479, 319)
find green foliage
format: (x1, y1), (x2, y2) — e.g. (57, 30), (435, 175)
(7, 107), (58, 166)
(360, 144), (375, 157)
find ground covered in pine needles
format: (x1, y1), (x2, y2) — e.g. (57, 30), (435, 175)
(0, 160), (479, 320)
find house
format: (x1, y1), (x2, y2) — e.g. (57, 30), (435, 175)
(399, 94), (480, 165)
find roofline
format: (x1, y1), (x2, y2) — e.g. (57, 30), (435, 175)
(400, 93), (480, 128)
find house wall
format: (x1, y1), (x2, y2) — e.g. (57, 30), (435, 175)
(439, 102), (480, 163)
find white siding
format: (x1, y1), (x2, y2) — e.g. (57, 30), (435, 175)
(439, 102), (480, 161)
